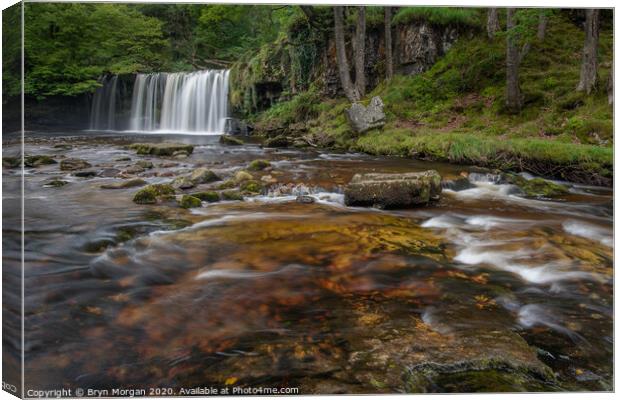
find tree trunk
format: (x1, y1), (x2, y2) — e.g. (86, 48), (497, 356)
(537, 11), (548, 40)
(354, 6), (366, 97)
(487, 8), (500, 39)
(333, 6), (360, 102)
(607, 68), (613, 105)
(576, 9), (600, 94)
(505, 8), (522, 113)
(385, 7), (393, 80)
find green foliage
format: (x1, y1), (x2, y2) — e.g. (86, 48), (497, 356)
(393, 7), (481, 27)
(24, 2), (167, 98)
(259, 87), (321, 124)
(2, 3), (22, 101)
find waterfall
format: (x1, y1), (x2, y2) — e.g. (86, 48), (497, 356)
(89, 70), (230, 134)
(130, 70), (230, 133)
(90, 75), (119, 130)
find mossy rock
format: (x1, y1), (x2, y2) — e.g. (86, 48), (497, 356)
(233, 170), (253, 184)
(263, 135), (289, 148)
(240, 180), (263, 194)
(2, 156), (20, 169)
(135, 160), (154, 169)
(219, 135), (244, 145)
(216, 179), (237, 190)
(60, 158), (92, 171)
(190, 167), (220, 184)
(44, 178), (69, 187)
(247, 159), (271, 171)
(132, 184), (176, 204)
(25, 155), (57, 167)
(191, 191), (220, 203)
(179, 195), (202, 209)
(221, 190), (244, 201)
(128, 143), (194, 156)
(507, 174), (568, 198)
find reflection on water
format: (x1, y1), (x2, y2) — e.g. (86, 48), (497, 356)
(2, 132), (613, 393)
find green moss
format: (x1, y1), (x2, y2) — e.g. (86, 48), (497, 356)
(219, 135), (244, 145)
(247, 159), (271, 171)
(24, 155), (57, 167)
(191, 191), (220, 203)
(233, 170), (253, 184)
(179, 195), (202, 209)
(240, 180), (263, 194)
(221, 190), (244, 201)
(393, 7), (481, 27)
(128, 143), (194, 156)
(216, 179), (238, 190)
(132, 184), (176, 204)
(506, 175), (569, 198)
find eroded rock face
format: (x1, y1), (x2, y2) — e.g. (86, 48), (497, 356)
(396, 22), (459, 75)
(345, 97), (386, 134)
(344, 170), (441, 209)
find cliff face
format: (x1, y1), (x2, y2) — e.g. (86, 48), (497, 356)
(230, 19), (469, 116)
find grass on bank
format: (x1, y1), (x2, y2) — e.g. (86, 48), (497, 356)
(253, 12), (613, 183)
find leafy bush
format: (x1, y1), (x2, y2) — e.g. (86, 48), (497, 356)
(392, 7), (481, 27)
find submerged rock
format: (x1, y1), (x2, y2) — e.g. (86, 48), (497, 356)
(219, 135), (244, 146)
(296, 195), (315, 204)
(221, 190), (244, 201)
(135, 160), (154, 169)
(344, 170), (442, 209)
(132, 184), (175, 204)
(73, 169), (98, 178)
(247, 159), (271, 171)
(128, 143), (194, 157)
(100, 179), (147, 190)
(60, 158), (92, 171)
(44, 178), (68, 187)
(442, 176), (475, 191)
(179, 195), (202, 209)
(506, 174), (569, 198)
(345, 96), (386, 134)
(2, 156), (20, 169)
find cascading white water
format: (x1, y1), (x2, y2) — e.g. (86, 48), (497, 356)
(90, 75), (119, 130)
(130, 70), (230, 134)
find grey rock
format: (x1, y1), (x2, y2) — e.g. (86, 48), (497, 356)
(60, 158), (91, 171)
(100, 178), (147, 190)
(73, 169), (98, 178)
(344, 170), (442, 209)
(296, 195), (315, 204)
(345, 96), (386, 134)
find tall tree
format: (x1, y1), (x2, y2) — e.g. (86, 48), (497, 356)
(333, 6), (360, 102)
(384, 7), (393, 80)
(505, 8), (522, 113)
(576, 9), (600, 94)
(607, 68), (613, 105)
(537, 11), (548, 40)
(354, 7), (366, 97)
(487, 8), (500, 39)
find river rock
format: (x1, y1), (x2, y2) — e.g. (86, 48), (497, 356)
(25, 155), (57, 167)
(191, 191), (220, 203)
(123, 165), (145, 175)
(73, 169), (98, 178)
(189, 167), (220, 184)
(133, 184), (176, 204)
(247, 159), (271, 171)
(263, 136), (289, 148)
(219, 135), (244, 145)
(172, 176), (195, 190)
(179, 195), (202, 209)
(128, 143), (194, 157)
(100, 178), (147, 190)
(345, 96), (386, 134)
(135, 160), (154, 169)
(43, 178), (68, 187)
(296, 195), (315, 204)
(344, 170), (442, 209)
(60, 158), (92, 171)
(2, 156), (20, 169)
(505, 174), (568, 198)
(99, 168), (121, 177)
(233, 170), (253, 184)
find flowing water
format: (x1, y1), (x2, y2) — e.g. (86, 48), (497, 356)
(2, 132), (613, 393)
(90, 70), (230, 134)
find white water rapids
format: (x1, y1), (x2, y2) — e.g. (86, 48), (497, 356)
(90, 70), (230, 134)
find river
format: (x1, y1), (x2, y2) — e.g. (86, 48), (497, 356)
(2, 132), (613, 393)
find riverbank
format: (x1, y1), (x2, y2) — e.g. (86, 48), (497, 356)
(247, 13), (613, 186)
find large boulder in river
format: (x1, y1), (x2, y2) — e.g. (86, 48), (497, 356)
(345, 96), (386, 134)
(344, 170), (442, 209)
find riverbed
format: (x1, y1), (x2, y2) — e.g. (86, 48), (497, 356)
(2, 132), (613, 393)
